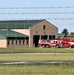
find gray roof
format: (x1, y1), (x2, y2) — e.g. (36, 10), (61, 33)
(0, 20), (43, 29)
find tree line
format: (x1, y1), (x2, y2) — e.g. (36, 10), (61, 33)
(61, 28), (74, 38)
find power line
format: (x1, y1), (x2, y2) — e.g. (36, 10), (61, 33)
(0, 6), (74, 9)
(47, 17), (74, 20)
(0, 18), (74, 20)
(0, 12), (74, 14)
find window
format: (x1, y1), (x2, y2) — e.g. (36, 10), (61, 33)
(16, 41), (17, 45)
(27, 40), (28, 44)
(23, 40), (25, 45)
(43, 25), (46, 30)
(12, 40), (13, 45)
(19, 40), (21, 45)
(7, 40), (9, 45)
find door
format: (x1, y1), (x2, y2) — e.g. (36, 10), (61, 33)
(33, 35), (40, 47)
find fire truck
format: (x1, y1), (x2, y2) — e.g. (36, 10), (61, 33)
(38, 37), (74, 48)
(38, 39), (57, 48)
(56, 37), (74, 48)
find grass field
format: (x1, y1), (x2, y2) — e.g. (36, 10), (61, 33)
(0, 47), (74, 75)
(0, 64), (74, 75)
(0, 47), (74, 53)
(0, 53), (74, 62)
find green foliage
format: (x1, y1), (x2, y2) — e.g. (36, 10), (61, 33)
(70, 32), (74, 38)
(62, 28), (69, 37)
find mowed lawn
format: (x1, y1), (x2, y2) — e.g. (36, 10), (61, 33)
(0, 48), (74, 75)
(0, 47), (74, 53)
(0, 53), (74, 62)
(0, 64), (74, 75)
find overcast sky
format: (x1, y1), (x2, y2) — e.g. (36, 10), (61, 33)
(0, 0), (74, 33)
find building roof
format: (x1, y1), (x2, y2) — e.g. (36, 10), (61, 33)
(0, 35), (6, 39)
(0, 29), (28, 39)
(58, 34), (65, 38)
(0, 20), (43, 29)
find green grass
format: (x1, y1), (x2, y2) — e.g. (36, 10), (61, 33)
(0, 48), (74, 75)
(0, 53), (74, 62)
(0, 64), (74, 75)
(0, 47), (74, 53)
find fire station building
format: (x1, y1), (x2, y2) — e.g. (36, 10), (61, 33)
(0, 19), (58, 48)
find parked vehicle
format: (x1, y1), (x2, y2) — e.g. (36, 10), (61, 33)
(38, 39), (58, 48)
(56, 37), (74, 48)
(38, 37), (74, 48)
(56, 41), (72, 48)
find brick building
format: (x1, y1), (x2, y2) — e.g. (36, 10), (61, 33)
(0, 19), (58, 48)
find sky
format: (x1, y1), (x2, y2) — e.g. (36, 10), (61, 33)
(0, 0), (74, 33)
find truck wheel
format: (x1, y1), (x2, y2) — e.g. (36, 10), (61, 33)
(46, 45), (49, 48)
(71, 45), (74, 48)
(73, 45), (74, 48)
(56, 44), (59, 48)
(42, 45), (45, 48)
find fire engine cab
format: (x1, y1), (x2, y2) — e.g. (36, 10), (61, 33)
(38, 37), (74, 48)
(38, 40), (57, 48)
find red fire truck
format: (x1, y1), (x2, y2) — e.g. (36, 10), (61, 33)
(38, 39), (57, 48)
(38, 37), (74, 48)
(56, 37), (74, 48)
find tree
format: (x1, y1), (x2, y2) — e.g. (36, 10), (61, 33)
(70, 32), (74, 38)
(62, 28), (69, 37)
